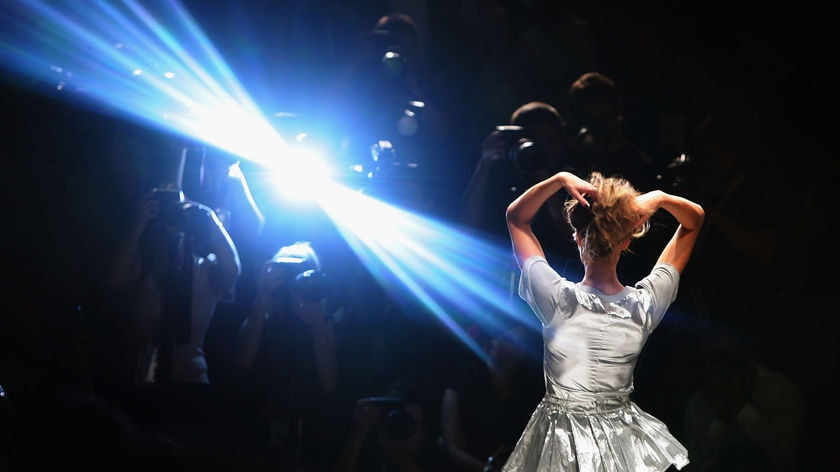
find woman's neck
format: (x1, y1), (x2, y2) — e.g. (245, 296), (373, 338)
(581, 258), (624, 295)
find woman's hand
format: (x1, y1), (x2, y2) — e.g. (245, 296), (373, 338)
(635, 190), (665, 227)
(558, 171), (598, 207)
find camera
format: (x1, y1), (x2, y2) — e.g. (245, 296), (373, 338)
(367, 29), (408, 79)
(570, 116), (608, 152)
(292, 269), (328, 302)
(151, 187), (215, 240)
(151, 187), (185, 224)
(267, 263), (328, 302)
(367, 396), (416, 441)
(495, 125), (546, 173)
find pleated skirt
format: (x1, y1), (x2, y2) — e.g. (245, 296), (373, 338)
(501, 392), (689, 472)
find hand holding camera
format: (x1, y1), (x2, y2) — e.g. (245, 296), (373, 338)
(351, 397), (385, 436)
(265, 264), (328, 300)
(177, 201), (216, 241)
(481, 127), (516, 163)
(148, 187), (212, 235)
(356, 396), (417, 442)
(492, 125), (546, 174)
(142, 188), (225, 261)
(149, 187), (183, 229)
(134, 188), (168, 229)
(258, 259), (330, 326)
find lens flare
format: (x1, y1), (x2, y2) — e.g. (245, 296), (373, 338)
(0, 0), (573, 363)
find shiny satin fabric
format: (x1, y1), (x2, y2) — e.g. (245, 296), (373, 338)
(508, 258), (690, 471)
(501, 393), (689, 471)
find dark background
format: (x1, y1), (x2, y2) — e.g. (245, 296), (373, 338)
(1, 0), (836, 469)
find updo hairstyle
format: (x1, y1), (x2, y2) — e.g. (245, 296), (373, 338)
(564, 172), (649, 260)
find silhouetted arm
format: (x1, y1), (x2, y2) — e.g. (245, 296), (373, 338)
(441, 387), (486, 471)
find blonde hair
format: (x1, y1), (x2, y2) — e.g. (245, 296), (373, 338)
(564, 172), (649, 260)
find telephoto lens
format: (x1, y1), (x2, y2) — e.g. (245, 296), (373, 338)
(178, 202), (215, 239)
(510, 140), (545, 173)
(494, 125), (545, 173)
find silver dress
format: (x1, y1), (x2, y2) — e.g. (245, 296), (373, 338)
(502, 257), (689, 471)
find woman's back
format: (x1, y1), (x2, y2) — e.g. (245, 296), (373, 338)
(521, 257), (679, 396)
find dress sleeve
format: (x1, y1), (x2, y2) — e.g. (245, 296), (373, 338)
(635, 263), (680, 331)
(518, 256), (566, 326)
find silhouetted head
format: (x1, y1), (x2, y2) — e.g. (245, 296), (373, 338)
(568, 72), (622, 126)
(510, 101), (562, 129)
(267, 241), (327, 301)
(367, 13), (420, 81)
(567, 72), (623, 151)
(692, 109), (747, 176)
(507, 101), (567, 173)
(372, 13), (420, 59)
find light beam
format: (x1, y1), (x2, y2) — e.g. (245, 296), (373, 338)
(0, 0), (548, 363)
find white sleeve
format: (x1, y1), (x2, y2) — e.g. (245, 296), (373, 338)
(518, 256), (565, 326)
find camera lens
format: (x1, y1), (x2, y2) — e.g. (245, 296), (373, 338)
(510, 140), (545, 173)
(293, 270), (327, 302)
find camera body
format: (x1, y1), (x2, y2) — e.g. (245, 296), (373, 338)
(148, 188), (219, 260)
(569, 115), (608, 154)
(267, 255), (328, 302)
(151, 187), (186, 226)
(151, 188), (215, 238)
(367, 396), (416, 441)
(366, 28), (409, 80)
(495, 125), (546, 173)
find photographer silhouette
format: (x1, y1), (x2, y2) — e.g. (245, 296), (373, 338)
(462, 101), (578, 267)
(334, 379), (448, 472)
(103, 179), (241, 462)
(237, 241), (341, 468)
(109, 184), (241, 385)
(364, 396), (417, 442)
